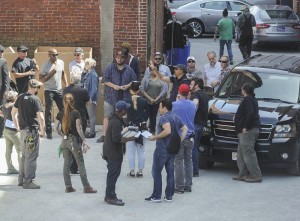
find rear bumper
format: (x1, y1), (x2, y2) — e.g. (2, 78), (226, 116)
(253, 34), (300, 44)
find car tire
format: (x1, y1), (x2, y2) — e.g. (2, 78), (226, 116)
(287, 150), (300, 176)
(187, 19), (204, 38)
(199, 160), (214, 169)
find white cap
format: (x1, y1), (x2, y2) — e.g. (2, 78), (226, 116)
(187, 56), (196, 62)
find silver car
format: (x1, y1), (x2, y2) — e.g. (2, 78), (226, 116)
(251, 5), (300, 45)
(171, 0), (252, 38)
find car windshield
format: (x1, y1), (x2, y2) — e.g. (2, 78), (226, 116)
(217, 71), (300, 103)
(259, 9), (298, 20)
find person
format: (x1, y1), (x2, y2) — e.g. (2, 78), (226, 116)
(189, 78), (208, 177)
(145, 98), (188, 203)
(63, 68), (91, 175)
(96, 50), (136, 143)
(82, 58), (99, 138)
(0, 45), (10, 138)
(2, 91), (20, 174)
(140, 65), (168, 134)
(12, 45), (38, 94)
(186, 56), (203, 80)
(102, 101), (131, 206)
(39, 48), (68, 139)
(125, 81), (148, 177)
(11, 79), (45, 189)
(172, 84), (196, 193)
(152, 62), (190, 102)
(233, 82), (262, 183)
(143, 52), (172, 78)
(121, 42), (140, 80)
(203, 51), (222, 92)
(60, 93), (97, 193)
(214, 8), (235, 65)
(69, 47), (85, 83)
(236, 5), (256, 59)
(218, 55), (231, 83)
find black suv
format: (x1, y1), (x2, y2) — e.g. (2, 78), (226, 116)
(200, 54), (300, 175)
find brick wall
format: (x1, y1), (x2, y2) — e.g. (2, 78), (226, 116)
(0, 0), (101, 72)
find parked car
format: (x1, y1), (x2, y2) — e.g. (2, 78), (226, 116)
(199, 54), (300, 175)
(171, 0), (252, 38)
(251, 5), (300, 45)
(167, 0), (196, 9)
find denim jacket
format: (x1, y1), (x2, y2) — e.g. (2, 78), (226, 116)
(140, 76), (168, 99)
(83, 68), (99, 103)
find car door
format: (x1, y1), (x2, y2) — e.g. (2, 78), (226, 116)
(201, 1), (228, 33)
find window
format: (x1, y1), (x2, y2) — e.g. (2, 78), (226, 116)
(260, 9), (298, 20)
(203, 1), (227, 10)
(230, 2), (247, 11)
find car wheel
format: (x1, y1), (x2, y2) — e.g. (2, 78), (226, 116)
(199, 161), (214, 169)
(287, 150), (300, 176)
(187, 19), (204, 38)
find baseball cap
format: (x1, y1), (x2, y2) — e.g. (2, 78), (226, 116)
(241, 5), (249, 12)
(187, 56), (196, 62)
(0, 45), (5, 52)
(29, 79), (43, 88)
(17, 45), (29, 52)
(74, 47), (83, 54)
(173, 64), (187, 73)
(115, 101), (131, 111)
(154, 52), (162, 57)
(179, 84), (189, 96)
(5, 91), (18, 101)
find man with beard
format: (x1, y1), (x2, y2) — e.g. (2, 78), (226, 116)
(144, 52), (172, 78)
(96, 50), (136, 143)
(121, 42), (140, 80)
(11, 79), (45, 189)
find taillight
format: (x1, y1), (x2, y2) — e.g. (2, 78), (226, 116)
(171, 11), (176, 16)
(292, 24), (300, 29)
(256, 24), (270, 29)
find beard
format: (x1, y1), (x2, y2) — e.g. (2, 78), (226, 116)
(35, 91), (38, 95)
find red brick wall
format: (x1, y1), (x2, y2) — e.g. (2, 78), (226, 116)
(114, 0), (148, 72)
(0, 0), (101, 71)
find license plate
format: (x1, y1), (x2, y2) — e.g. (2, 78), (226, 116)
(232, 152), (237, 161)
(277, 26), (285, 32)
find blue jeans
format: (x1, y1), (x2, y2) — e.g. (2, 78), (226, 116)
(193, 124), (204, 175)
(219, 40), (233, 62)
(151, 141), (175, 199)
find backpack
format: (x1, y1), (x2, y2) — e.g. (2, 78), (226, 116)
(241, 14), (253, 36)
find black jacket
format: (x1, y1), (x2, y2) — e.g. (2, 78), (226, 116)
(234, 95), (260, 134)
(103, 113), (125, 160)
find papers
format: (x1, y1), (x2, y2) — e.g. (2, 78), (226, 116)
(141, 131), (152, 139)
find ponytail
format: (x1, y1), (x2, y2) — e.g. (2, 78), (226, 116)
(62, 93), (75, 134)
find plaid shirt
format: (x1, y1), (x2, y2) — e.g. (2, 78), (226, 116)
(104, 63), (137, 105)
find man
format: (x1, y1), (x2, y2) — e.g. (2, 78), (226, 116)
(0, 45), (10, 138)
(172, 84), (196, 193)
(103, 101), (131, 206)
(203, 51), (222, 92)
(214, 8), (235, 65)
(153, 62), (190, 102)
(39, 48), (68, 139)
(11, 79), (45, 189)
(12, 45), (38, 94)
(144, 52), (172, 78)
(69, 47), (85, 83)
(189, 78), (208, 177)
(96, 50), (136, 143)
(146, 98), (188, 202)
(236, 5), (256, 59)
(121, 42), (140, 80)
(186, 56), (203, 80)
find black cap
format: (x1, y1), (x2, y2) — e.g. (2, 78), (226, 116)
(17, 45), (28, 52)
(0, 45), (5, 51)
(173, 64), (187, 73)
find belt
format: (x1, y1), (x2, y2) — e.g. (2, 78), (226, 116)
(4, 126), (17, 132)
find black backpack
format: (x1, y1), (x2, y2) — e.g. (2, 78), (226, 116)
(166, 114), (181, 154)
(242, 14), (253, 36)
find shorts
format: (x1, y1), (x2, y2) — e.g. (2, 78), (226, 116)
(104, 101), (114, 117)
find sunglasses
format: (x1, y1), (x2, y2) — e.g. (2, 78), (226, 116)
(0, 51), (3, 53)
(74, 54), (81, 56)
(154, 58), (162, 61)
(188, 60), (195, 63)
(21, 50), (28, 53)
(49, 54), (58, 57)
(220, 60), (228, 63)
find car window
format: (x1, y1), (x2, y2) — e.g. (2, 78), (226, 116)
(230, 2), (247, 11)
(203, 1), (227, 10)
(260, 9), (298, 20)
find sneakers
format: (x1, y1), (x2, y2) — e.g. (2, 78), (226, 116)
(193, 173), (199, 177)
(136, 172), (143, 178)
(184, 186), (192, 192)
(174, 188), (184, 194)
(230, 60), (234, 65)
(83, 186), (97, 193)
(163, 196), (173, 203)
(85, 132), (96, 138)
(144, 196), (162, 203)
(65, 186), (76, 193)
(96, 135), (105, 143)
(23, 181), (40, 189)
(18, 181), (23, 186)
(47, 134), (52, 139)
(7, 168), (19, 175)
(232, 175), (248, 181)
(127, 172), (135, 178)
(105, 197), (125, 206)
(244, 176), (262, 183)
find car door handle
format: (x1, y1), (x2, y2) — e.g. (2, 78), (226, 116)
(204, 13), (211, 15)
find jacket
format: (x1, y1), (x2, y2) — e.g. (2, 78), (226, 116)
(0, 58), (9, 101)
(83, 68), (99, 103)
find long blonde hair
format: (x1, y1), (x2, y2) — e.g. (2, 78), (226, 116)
(130, 81), (140, 110)
(62, 93), (75, 134)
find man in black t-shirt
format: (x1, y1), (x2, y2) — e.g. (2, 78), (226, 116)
(190, 78), (208, 177)
(12, 46), (38, 94)
(12, 79), (45, 189)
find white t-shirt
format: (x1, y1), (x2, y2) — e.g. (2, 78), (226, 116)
(69, 60), (85, 77)
(41, 59), (65, 91)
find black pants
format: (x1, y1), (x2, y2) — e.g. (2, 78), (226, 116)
(44, 90), (64, 135)
(0, 116), (4, 138)
(147, 103), (159, 133)
(239, 34), (253, 59)
(105, 158), (123, 199)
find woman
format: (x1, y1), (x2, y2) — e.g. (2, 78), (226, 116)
(2, 91), (20, 174)
(61, 93), (97, 193)
(140, 64), (168, 134)
(233, 82), (262, 183)
(82, 58), (99, 138)
(126, 81), (148, 177)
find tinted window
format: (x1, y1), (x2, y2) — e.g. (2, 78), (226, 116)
(203, 1), (227, 10)
(260, 9), (298, 20)
(230, 2), (247, 11)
